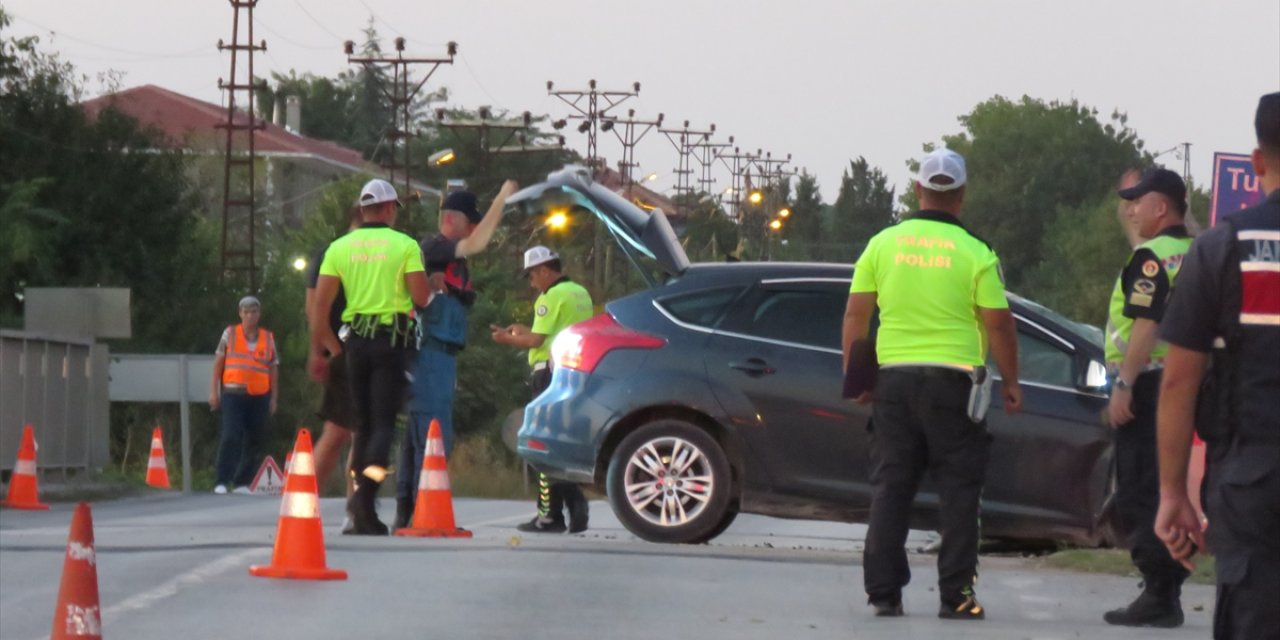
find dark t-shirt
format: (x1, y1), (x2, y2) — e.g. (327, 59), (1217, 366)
(421, 234), (474, 304)
(306, 242), (347, 336)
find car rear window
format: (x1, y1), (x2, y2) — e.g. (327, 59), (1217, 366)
(657, 287), (743, 328)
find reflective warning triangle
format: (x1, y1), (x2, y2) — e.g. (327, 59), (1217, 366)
(248, 456), (285, 495)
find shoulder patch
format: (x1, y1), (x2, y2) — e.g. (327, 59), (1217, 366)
(1133, 278), (1157, 295)
(1162, 254), (1184, 273)
(536, 305), (549, 317)
(1141, 260), (1160, 277)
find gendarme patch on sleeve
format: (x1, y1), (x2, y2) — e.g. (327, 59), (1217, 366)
(536, 305), (549, 317)
(1129, 293), (1153, 307)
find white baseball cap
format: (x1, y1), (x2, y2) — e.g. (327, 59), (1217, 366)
(522, 246), (559, 272)
(916, 148), (967, 192)
(358, 178), (402, 207)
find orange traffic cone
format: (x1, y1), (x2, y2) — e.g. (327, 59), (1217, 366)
(145, 427), (171, 489)
(396, 419), (472, 538)
(50, 502), (102, 640)
(249, 428), (347, 580)
(4, 424), (50, 510)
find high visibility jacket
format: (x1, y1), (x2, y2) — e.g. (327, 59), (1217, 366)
(1105, 230), (1193, 364)
(222, 324), (274, 396)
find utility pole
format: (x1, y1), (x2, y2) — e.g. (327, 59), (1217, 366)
(546, 79), (640, 174)
(547, 79), (641, 295)
(601, 109), (664, 189)
(346, 37), (456, 197)
(660, 121), (716, 206)
(716, 143), (755, 221)
(216, 0), (267, 290)
(434, 108), (564, 191)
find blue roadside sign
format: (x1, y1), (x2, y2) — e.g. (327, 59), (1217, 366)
(1210, 152), (1264, 226)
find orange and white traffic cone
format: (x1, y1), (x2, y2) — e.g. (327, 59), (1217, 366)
(3, 424), (50, 510)
(50, 502), (102, 640)
(249, 428), (347, 580)
(395, 419), (472, 538)
(145, 427), (171, 490)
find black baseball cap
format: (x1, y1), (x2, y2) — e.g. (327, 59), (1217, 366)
(441, 191), (482, 224)
(1258, 91), (1280, 149)
(1118, 167), (1187, 206)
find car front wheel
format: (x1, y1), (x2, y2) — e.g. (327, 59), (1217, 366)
(606, 419), (732, 544)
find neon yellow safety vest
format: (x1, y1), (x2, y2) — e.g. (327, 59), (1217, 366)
(1105, 231), (1193, 364)
(851, 211), (1008, 368)
(529, 278), (594, 366)
(318, 224), (425, 326)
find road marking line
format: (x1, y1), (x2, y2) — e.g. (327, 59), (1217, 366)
(20, 549), (265, 640)
(102, 548), (263, 619)
(464, 513), (538, 528)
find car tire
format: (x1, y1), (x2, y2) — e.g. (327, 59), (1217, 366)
(688, 506), (739, 544)
(606, 419), (733, 544)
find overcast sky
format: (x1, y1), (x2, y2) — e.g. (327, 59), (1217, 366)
(6, 0), (1278, 199)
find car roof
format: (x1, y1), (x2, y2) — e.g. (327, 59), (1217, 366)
(678, 261), (853, 281)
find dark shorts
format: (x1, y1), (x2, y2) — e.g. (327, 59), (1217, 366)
(318, 350), (359, 429)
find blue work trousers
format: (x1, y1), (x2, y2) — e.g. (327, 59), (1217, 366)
(215, 391), (270, 487)
(398, 347), (456, 499)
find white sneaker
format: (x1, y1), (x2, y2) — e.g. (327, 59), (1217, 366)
(232, 486), (252, 495)
(213, 485), (228, 495)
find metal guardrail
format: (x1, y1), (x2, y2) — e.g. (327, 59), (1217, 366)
(0, 330), (110, 476)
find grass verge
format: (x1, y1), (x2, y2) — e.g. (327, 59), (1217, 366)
(1040, 548), (1216, 586)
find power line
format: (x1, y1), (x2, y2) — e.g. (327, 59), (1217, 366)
(255, 18), (336, 51)
(356, 0), (405, 38)
(9, 13), (213, 58)
(290, 0), (345, 41)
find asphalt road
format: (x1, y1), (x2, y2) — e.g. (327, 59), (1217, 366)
(1, 493), (1215, 640)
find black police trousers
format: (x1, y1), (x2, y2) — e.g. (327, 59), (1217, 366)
(530, 366), (586, 520)
(344, 334), (413, 475)
(1206, 444), (1280, 640)
(864, 367), (990, 606)
(1114, 371), (1189, 587)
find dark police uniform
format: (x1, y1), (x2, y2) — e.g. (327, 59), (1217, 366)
(850, 209), (1008, 617)
(1159, 188), (1280, 639)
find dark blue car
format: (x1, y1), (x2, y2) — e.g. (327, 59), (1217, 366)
(509, 167), (1116, 546)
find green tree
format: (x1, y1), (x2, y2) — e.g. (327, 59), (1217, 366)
(828, 157), (895, 263)
(780, 171), (827, 260)
(926, 96), (1147, 290)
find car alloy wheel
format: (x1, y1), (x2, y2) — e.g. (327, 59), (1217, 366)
(607, 419), (732, 543)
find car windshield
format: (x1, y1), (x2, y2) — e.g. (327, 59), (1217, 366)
(1011, 293), (1104, 347)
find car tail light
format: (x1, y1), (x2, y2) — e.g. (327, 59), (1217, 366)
(551, 313), (666, 373)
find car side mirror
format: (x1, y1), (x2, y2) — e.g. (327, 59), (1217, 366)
(1078, 359), (1109, 393)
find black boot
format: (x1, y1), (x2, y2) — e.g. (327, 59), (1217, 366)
(393, 497), (414, 531)
(567, 491), (589, 533)
(1103, 579), (1183, 628)
(347, 477), (388, 536)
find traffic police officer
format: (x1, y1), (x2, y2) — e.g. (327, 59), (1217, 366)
(309, 178), (432, 535)
(491, 246), (595, 533)
(843, 148), (1021, 620)
(1154, 91), (1280, 640)
(1102, 167), (1194, 627)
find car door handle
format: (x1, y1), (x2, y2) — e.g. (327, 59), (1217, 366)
(729, 358), (775, 375)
